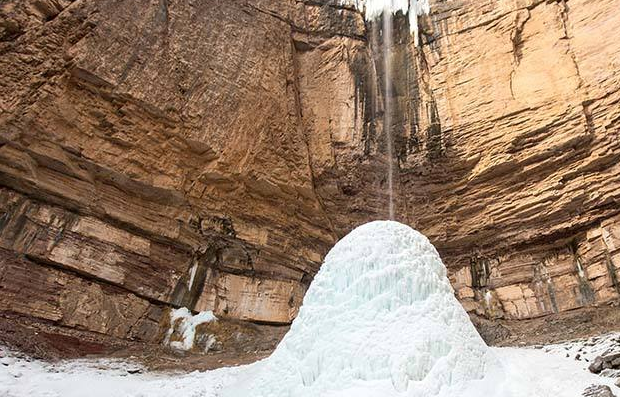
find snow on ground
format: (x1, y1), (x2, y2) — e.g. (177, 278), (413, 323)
(497, 344), (618, 395)
(544, 332), (620, 364)
(543, 332), (620, 379)
(1, 341), (618, 397)
(0, 348), (244, 397)
(1, 222), (619, 397)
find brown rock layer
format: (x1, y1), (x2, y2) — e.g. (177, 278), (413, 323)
(0, 0), (618, 346)
(403, 0), (620, 319)
(303, 0), (620, 320)
(0, 0), (343, 338)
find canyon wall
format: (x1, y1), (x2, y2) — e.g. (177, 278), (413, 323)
(0, 0), (337, 341)
(0, 0), (618, 345)
(300, 0), (620, 320)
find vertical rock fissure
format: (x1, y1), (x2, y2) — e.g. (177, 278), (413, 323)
(557, 0), (585, 91)
(606, 251), (620, 295)
(509, 9), (530, 100)
(571, 242), (595, 306)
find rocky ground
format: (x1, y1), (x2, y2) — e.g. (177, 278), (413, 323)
(474, 300), (620, 347)
(2, 300), (620, 374)
(0, 312), (287, 372)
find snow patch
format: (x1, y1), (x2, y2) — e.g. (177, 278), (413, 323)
(164, 308), (217, 352)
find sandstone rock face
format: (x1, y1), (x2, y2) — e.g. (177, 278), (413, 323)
(0, 0), (619, 345)
(305, 0), (620, 321)
(398, 0), (620, 320)
(0, 0), (338, 339)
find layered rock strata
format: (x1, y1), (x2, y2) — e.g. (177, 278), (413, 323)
(0, 0), (618, 346)
(0, 0), (339, 341)
(302, 0), (620, 320)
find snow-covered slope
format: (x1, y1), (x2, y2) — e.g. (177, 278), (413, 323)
(228, 221), (497, 396)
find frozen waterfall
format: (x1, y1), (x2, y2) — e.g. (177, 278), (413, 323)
(225, 221), (500, 396)
(345, 0), (430, 46)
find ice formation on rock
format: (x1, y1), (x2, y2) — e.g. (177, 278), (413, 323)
(164, 308), (217, 352)
(345, 0), (430, 45)
(226, 221), (498, 396)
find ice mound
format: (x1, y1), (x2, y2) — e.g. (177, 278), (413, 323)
(225, 221), (498, 396)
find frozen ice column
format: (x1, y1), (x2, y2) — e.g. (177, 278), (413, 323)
(227, 221), (499, 397)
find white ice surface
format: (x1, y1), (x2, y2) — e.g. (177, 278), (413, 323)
(1, 222), (618, 397)
(227, 221), (496, 396)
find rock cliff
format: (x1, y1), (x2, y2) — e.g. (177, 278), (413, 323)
(0, 0), (618, 346)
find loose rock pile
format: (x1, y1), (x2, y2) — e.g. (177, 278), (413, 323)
(589, 354), (620, 374)
(583, 385), (616, 397)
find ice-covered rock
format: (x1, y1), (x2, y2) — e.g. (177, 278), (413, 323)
(226, 221), (498, 396)
(164, 308), (217, 352)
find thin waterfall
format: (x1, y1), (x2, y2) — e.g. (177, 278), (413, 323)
(352, 0), (431, 220)
(383, 10), (394, 220)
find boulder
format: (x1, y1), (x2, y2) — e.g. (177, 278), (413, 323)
(583, 385), (616, 397)
(590, 354), (620, 374)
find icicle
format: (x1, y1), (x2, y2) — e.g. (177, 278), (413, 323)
(343, 0), (431, 46)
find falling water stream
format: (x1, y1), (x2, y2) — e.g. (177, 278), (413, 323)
(356, 0), (430, 220)
(383, 11), (395, 220)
